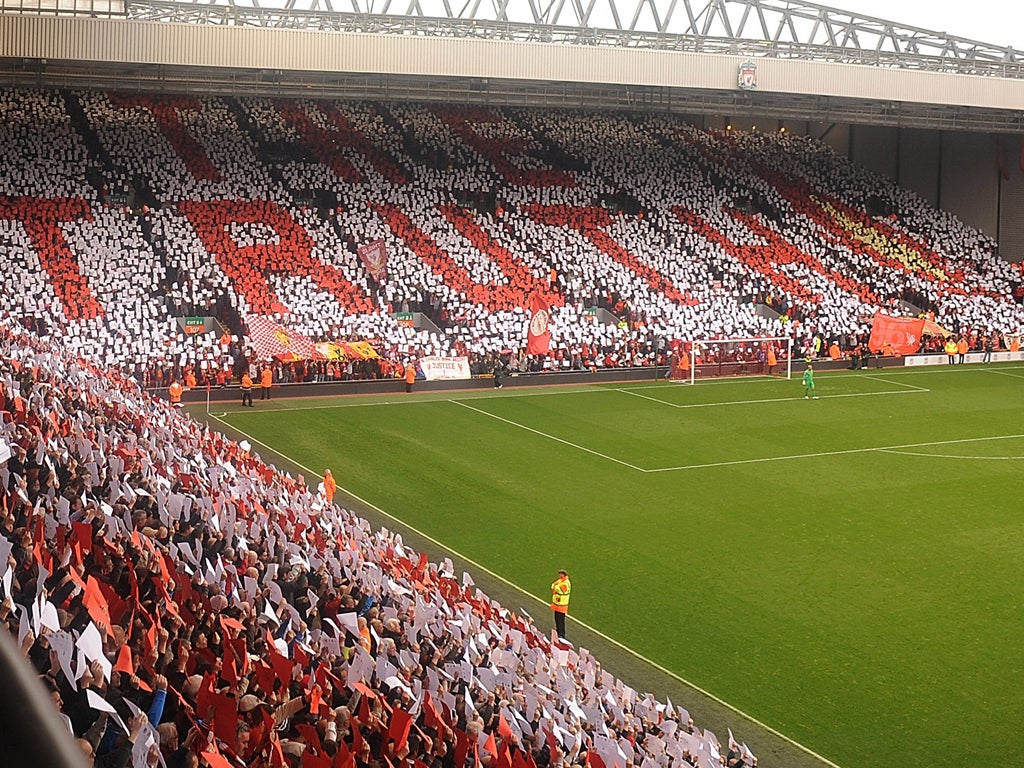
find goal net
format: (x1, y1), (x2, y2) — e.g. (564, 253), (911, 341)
(667, 337), (793, 383)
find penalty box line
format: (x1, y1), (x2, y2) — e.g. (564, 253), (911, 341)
(450, 395), (1024, 475)
(206, 412), (846, 768)
(646, 432), (1024, 473)
(614, 386), (930, 409)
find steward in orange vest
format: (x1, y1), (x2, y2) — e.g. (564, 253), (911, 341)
(551, 569), (571, 639)
(323, 469), (337, 503)
(241, 372), (254, 407)
(168, 380), (184, 407)
(260, 366), (273, 400)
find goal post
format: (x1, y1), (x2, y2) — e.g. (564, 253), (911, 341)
(681, 336), (793, 384)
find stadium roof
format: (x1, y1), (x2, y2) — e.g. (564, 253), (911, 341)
(1, 0), (1023, 130)
(7, 0), (1021, 73)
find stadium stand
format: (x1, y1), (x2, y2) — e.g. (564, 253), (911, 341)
(2, 88), (1023, 387)
(0, 321), (754, 768)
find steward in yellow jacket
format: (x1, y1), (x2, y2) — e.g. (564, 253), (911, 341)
(551, 569), (571, 639)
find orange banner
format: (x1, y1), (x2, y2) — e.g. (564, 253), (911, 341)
(868, 312), (925, 355)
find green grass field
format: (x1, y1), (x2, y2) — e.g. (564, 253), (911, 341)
(209, 365), (1024, 768)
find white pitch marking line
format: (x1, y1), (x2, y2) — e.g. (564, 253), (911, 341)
(449, 399), (647, 472)
(848, 363), (1024, 378)
(204, 412), (845, 768)
(646, 433), (1024, 473)
(854, 374), (930, 392)
(877, 449), (1024, 460)
(616, 387), (928, 410)
(614, 387), (679, 407)
(988, 368), (1024, 381)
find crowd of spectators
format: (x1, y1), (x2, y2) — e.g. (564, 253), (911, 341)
(0, 321), (755, 768)
(1, 89), (1023, 389)
(2, 86), (1022, 768)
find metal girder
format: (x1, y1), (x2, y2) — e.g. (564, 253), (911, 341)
(7, 0), (1022, 75)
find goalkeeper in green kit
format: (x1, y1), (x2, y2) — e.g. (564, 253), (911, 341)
(803, 363), (818, 399)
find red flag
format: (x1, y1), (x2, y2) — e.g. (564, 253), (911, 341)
(114, 645), (134, 675)
(296, 723), (323, 755)
(543, 729), (560, 761)
(210, 692), (239, 746)
(253, 660), (277, 697)
(221, 648), (239, 688)
(269, 734), (286, 768)
(358, 239), (387, 283)
(350, 722), (366, 757)
(351, 681), (377, 699)
(202, 751), (236, 768)
(72, 522), (94, 554)
(304, 754), (333, 768)
(498, 712), (513, 741)
(867, 311), (925, 355)
(422, 692), (445, 730)
(269, 649), (295, 689)
(525, 292), (551, 355)
(333, 741), (353, 768)
(387, 707), (414, 754)
(219, 615), (245, 635)
(482, 733), (497, 761)
(195, 672), (218, 724)
(357, 692), (371, 724)
(82, 577), (113, 635)
(453, 728), (471, 768)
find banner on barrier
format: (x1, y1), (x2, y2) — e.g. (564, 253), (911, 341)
(906, 351), (1024, 366)
(420, 356), (471, 381)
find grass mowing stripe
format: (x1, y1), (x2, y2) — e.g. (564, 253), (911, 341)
(450, 399), (648, 471)
(205, 412), (846, 768)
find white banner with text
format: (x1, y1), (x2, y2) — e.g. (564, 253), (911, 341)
(420, 356), (472, 381)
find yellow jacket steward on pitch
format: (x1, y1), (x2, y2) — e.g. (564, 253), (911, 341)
(551, 574), (571, 612)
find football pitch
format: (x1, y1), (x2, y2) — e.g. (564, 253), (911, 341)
(206, 365), (1024, 768)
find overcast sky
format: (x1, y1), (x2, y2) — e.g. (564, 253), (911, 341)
(829, 1), (1022, 48)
